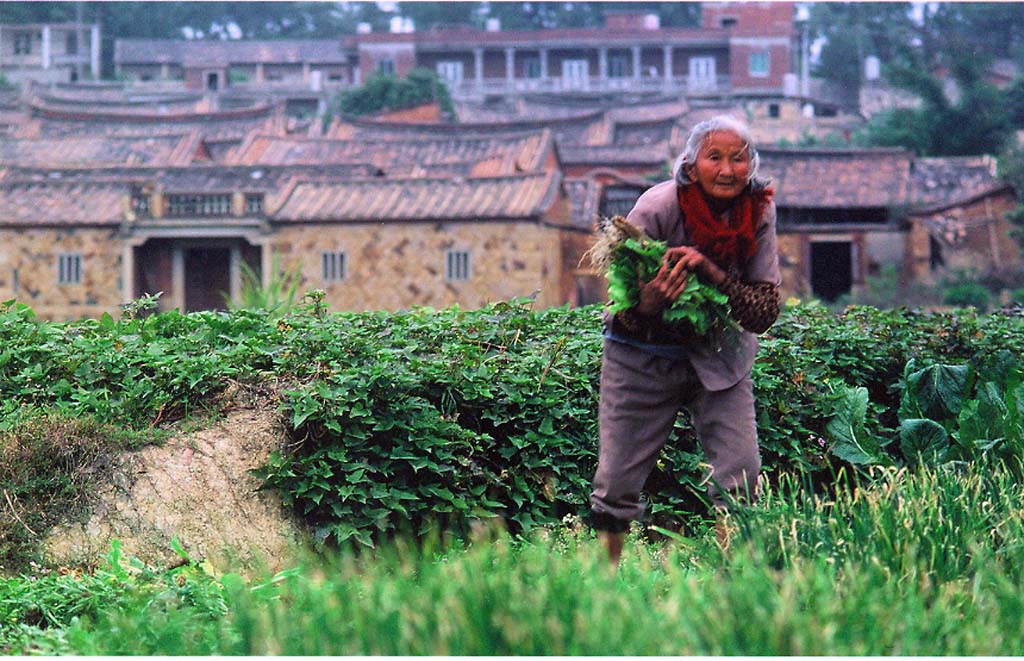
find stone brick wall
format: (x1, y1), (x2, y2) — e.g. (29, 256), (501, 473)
(267, 220), (564, 312)
(0, 227), (122, 320)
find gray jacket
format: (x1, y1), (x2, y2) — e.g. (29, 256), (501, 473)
(624, 179), (781, 391)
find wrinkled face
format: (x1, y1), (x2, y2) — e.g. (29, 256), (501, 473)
(685, 130), (752, 202)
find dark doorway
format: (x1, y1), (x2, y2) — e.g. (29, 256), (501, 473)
(207, 72), (219, 91)
(810, 241), (853, 301)
(185, 247), (230, 311)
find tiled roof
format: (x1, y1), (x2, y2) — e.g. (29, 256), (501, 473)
(606, 99), (688, 125)
(273, 172), (560, 223)
(354, 25), (730, 48)
(612, 120), (676, 146)
(36, 94), (207, 115)
(115, 39), (353, 65)
(34, 115), (280, 142)
(0, 181), (126, 226)
(1, 163), (376, 192)
(229, 129), (553, 176)
(0, 134), (201, 168)
(559, 142), (670, 167)
(759, 148), (913, 208)
(910, 156), (1010, 211)
(329, 110), (604, 142)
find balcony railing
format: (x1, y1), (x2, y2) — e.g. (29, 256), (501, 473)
(450, 74), (730, 99)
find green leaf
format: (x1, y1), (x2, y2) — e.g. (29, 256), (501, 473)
(902, 361), (971, 421)
(826, 386), (892, 466)
(899, 418), (949, 465)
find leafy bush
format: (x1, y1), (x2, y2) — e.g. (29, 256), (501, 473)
(943, 281), (993, 310)
(3, 297), (1024, 553)
(329, 68), (456, 119)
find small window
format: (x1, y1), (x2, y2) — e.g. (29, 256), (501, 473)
(131, 193), (151, 217)
(768, 103), (780, 118)
(245, 193), (264, 215)
(377, 59), (395, 76)
(166, 193), (232, 217)
(437, 60), (464, 85)
(12, 268), (19, 295)
(445, 250), (471, 282)
(600, 186), (644, 218)
(14, 33), (33, 55)
(608, 54), (628, 78)
(720, 17), (738, 28)
(322, 251), (347, 283)
(524, 57), (541, 79)
(66, 32), (78, 55)
(58, 253), (83, 285)
(749, 51), (770, 77)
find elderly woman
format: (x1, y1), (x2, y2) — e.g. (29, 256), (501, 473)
(589, 115), (781, 566)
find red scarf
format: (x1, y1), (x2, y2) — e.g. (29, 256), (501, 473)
(676, 183), (773, 270)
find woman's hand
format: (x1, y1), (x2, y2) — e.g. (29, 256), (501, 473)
(665, 246), (726, 286)
(634, 253), (691, 317)
(633, 246), (725, 317)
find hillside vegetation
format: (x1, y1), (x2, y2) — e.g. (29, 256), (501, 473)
(2, 295), (1023, 571)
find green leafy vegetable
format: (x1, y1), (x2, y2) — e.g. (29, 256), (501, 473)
(602, 221), (733, 337)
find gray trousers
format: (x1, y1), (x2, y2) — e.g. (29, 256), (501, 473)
(589, 339), (761, 527)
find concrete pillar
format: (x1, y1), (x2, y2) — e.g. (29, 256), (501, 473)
(160, 63), (169, 79)
(172, 246), (185, 311)
(539, 48), (549, 80)
(505, 47), (514, 88)
(599, 47), (608, 80)
(41, 26), (51, 69)
(229, 244), (241, 303)
(90, 24), (100, 78)
(256, 62), (265, 83)
(121, 242), (135, 304)
(631, 46), (641, 80)
(302, 61), (311, 83)
(261, 241), (272, 289)
(663, 45), (673, 89)
(474, 47), (484, 90)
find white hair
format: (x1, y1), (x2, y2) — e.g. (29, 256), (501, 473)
(673, 115), (763, 188)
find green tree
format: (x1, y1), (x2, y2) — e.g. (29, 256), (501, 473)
(809, 3), (918, 96)
(860, 54), (1013, 156)
(328, 68), (456, 120)
(924, 2), (1024, 63)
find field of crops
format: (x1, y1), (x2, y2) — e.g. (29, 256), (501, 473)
(3, 460), (1023, 655)
(2, 296), (1023, 654)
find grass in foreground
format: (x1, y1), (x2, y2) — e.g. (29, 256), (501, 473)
(3, 460), (1023, 656)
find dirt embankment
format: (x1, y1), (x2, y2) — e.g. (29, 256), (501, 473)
(42, 404), (309, 573)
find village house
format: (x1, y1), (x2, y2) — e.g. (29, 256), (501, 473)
(0, 22), (101, 85)
(760, 148), (1020, 301)
(104, 3), (806, 108)
(0, 119), (583, 318)
(352, 2), (795, 102)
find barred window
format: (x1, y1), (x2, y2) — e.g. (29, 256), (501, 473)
(131, 193), (151, 217)
(165, 193), (233, 217)
(245, 193), (264, 215)
(377, 59), (395, 76)
(58, 253), (83, 285)
(321, 251), (347, 283)
(445, 250), (471, 282)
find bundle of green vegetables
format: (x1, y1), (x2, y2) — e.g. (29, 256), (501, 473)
(586, 215), (735, 337)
